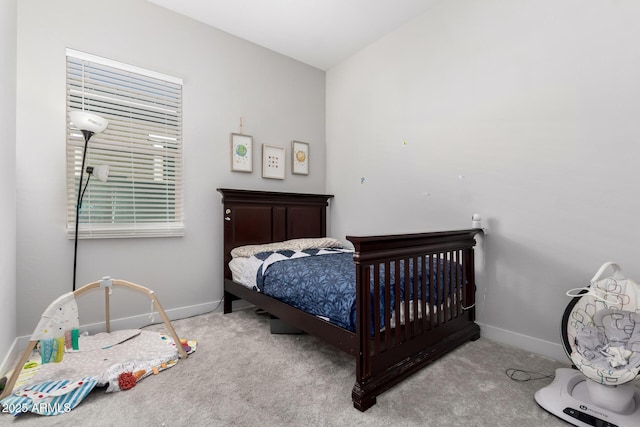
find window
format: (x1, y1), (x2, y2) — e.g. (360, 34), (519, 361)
(66, 49), (183, 238)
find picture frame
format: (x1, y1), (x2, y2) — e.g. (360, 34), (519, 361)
(291, 141), (309, 175)
(230, 133), (253, 172)
(262, 144), (285, 180)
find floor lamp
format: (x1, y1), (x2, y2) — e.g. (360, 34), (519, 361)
(69, 110), (109, 291)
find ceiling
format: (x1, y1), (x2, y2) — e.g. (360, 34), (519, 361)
(148, 0), (439, 70)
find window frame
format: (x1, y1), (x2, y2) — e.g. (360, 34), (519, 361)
(66, 49), (184, 239)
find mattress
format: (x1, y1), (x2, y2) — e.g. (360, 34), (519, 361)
(230, 244), (463, 333)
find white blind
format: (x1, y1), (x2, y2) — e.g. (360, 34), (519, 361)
(66, 49), (184, 238)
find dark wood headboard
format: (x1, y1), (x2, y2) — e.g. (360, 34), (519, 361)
(217, 188), (334, 279)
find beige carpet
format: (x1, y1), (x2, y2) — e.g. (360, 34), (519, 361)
(2, 307), (569, 426)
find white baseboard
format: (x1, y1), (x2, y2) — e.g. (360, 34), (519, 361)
(477, 322), (567, 363)
(4, 304), (557, 381)
(79, 298), (225, 334)
(1, 298), (226, 378)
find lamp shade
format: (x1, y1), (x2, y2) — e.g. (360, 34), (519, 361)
(69, 110), (109, 134)
(89, 164), (109, 182)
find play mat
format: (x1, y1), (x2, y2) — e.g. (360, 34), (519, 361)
(0, 278), (196, 417)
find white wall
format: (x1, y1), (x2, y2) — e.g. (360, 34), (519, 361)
(327, 0), (640, 361)
(15, 0), (325, 338)
(0, 0), (17, 374)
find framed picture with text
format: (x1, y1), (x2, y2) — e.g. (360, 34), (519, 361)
(262, 144), (285, 180)
(230, 133), (253, 172)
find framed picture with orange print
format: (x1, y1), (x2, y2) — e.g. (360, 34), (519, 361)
(291, 140), (309, 175)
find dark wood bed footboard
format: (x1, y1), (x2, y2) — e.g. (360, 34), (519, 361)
(348, 230), (481, 411)
(217, 188), (482, 411)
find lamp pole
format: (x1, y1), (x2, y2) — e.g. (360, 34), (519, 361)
(73, 130), (94, 292)
(69, 110), (108, 292)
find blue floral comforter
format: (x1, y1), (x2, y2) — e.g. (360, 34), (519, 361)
(244, 248), (461, 332)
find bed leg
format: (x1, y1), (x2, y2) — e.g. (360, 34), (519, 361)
(352, 384), (377, 412)
(223, 291), (233, 314)
(470, 327), (481, 341)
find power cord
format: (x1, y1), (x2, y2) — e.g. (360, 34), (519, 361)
(505, 368), (555, 382)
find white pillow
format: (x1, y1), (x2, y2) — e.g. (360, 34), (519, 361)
(228, 257), (246, 282)
(230, 237), (343, 258)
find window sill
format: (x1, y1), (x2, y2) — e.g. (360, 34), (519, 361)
(67, 223), (184, 239)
